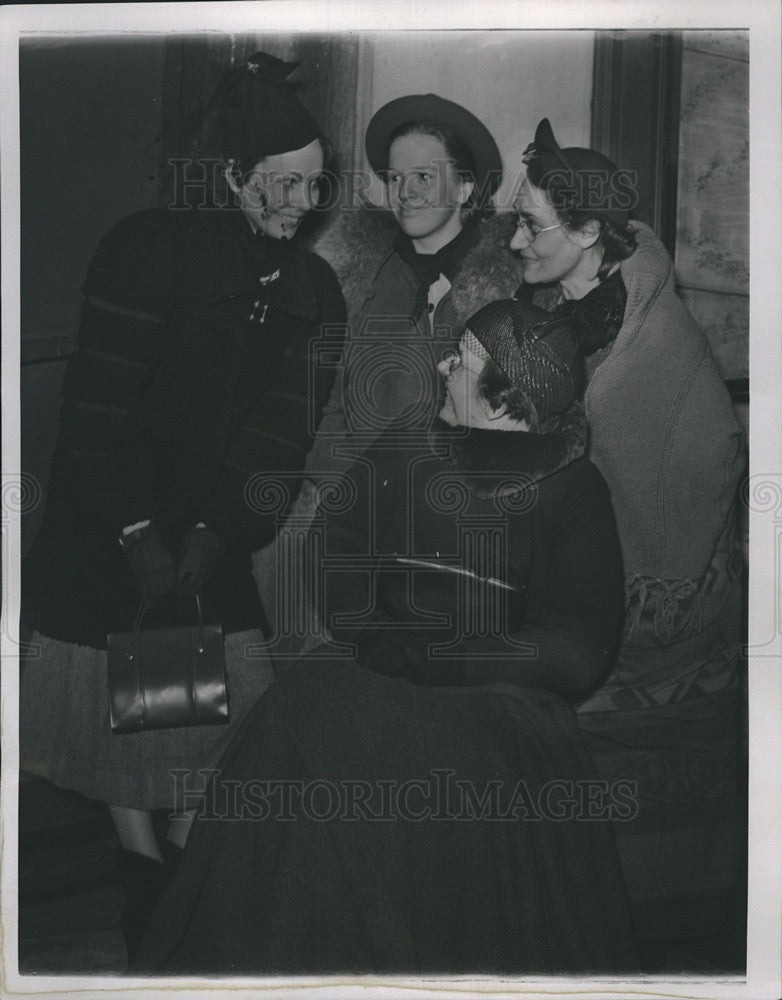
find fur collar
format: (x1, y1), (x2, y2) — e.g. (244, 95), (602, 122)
(429, 402), (588, 497)
(308, 209), (524, 324)
(448, 214), (525, 328)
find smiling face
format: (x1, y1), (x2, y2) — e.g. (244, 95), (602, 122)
(385, 132), (472, 253)
(228, 138), (324, 240)
(510, 177), (602, 298)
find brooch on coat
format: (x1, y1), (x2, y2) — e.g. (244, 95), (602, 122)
(249, 301), (270, 324)
(249, 268), (281, 324)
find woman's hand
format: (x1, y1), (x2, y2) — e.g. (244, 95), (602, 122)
(176, 525), (225, 596)
(119, 524), (177, 606)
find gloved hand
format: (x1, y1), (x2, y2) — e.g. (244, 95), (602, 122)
(358, 629), (465, 686)
(356, 629), (430, 680)
(119, 523), (177, 606)
(176, 525), (225, 596)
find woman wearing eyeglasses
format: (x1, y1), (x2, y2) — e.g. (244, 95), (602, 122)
(512, 119), (746, 954)
(134, 296), (639, 975)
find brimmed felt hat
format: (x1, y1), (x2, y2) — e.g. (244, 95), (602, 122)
(464, 297), (583, 423)
(523, 118), (629, 224)
(365, 93), (502, 197)
(208, 50), (322, 166)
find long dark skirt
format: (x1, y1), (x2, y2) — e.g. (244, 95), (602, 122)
(134, 658), (638, 975)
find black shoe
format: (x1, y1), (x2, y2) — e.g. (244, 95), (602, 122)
(159, 836), (184, 871)
(118, 845), (182, 966)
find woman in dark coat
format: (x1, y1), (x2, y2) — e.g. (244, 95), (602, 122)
(19, 50), (346, 928)
(134, 297), (638, 975)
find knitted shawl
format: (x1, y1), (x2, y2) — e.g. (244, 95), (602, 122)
(585, 222), (745, 583)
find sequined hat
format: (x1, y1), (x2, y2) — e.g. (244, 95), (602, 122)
(464, 297), (583, 423)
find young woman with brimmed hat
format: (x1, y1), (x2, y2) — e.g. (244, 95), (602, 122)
(303, 93), (524, 473)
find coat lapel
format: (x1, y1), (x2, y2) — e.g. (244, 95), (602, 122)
(204, 212), (319, 322)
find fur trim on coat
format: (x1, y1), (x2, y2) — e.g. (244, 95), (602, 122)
(429, 402), (588, 498)
(309, 209), (524, 323)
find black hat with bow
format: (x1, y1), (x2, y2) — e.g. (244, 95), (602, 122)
(523, 118), (630, 225)
(208, 50), (322, 168)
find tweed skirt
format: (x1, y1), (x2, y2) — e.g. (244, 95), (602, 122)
(19, 629), (275, 811)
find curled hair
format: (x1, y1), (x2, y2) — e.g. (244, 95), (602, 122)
(477, 359), (539, 430)
(385, 120), (494, 221)
(525, 155), (637, 281)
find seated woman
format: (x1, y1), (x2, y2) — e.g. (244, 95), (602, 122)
(134, 297), (638, 976)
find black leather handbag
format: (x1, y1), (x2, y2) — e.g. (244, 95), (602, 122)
(107, 595), (228, 734)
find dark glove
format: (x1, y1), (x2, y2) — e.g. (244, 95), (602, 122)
(357, 631), (418, 677)
(175, 525), (225, 596)
(357, 631), (425, 678)
(119, 523), (176, 606)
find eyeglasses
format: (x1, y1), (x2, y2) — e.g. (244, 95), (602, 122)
(442, 351), (484, 378)
(513, 217), (563, 241)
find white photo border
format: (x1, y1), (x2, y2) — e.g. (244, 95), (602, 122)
(2, 2), (780, 999)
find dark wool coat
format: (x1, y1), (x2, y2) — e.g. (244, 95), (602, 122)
(320, 406), (624, 699)
(134, 410), (638, 976)
(134, 657), (639, 976)
(23, 207), (346, 647)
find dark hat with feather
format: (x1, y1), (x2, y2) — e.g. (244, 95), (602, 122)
(523, 118), (630, 225)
